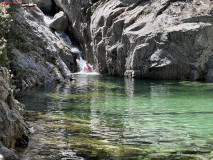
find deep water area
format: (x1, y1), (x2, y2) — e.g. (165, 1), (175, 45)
(16, 75), (213, 160)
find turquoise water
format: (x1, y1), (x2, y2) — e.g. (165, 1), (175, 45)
(17, 75), (213, 159)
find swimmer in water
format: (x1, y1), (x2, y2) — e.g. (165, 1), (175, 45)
(84, 61), (92, 73)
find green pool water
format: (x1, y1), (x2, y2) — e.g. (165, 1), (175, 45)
(17, 75), (213, 159)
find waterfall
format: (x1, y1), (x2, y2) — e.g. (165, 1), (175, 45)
(43, 15), (53, 27)
(43, 15), (99, 75)
(55, 31), (92, 74)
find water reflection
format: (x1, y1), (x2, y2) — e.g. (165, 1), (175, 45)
(16, 76), (213, 159)
(125, 78), (135, 97)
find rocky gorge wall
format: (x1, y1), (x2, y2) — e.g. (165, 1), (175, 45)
(0, 67), (28, 160)
(4, 0), (211, 85)
(52, 0), (213, 81)
(3, 2), (76, 89)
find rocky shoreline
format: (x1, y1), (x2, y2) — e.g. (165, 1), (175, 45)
(0, 67), (29, 160)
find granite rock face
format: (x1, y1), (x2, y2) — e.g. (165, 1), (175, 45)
(54, 0), (213, 81)
(0, 67), (28, 160)
(8, 6), (75, 89)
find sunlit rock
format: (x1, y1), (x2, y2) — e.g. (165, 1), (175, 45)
(54, 0), (213, 80)
(50, 11), (68, 31)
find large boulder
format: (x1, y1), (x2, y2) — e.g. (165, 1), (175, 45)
(49, 11), (68, 31)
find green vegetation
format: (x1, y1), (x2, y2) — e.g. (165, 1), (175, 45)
(29, 112), (212, 160)
(37, 114), (154, 159)
(20, 76), (213, 159)
(7, 20), (39, 53)
(20, 103), (26, 109)
(0, 6), (11, 66)
(0, 6), (36, 66)
(0, 5), (40, 68)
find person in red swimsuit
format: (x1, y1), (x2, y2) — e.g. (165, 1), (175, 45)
(84, 61), (92, 73)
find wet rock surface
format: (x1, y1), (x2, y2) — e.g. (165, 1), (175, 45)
(19, 110), (213, 160)
(17, 111), (85, 160)
(0, 67), (29, 160)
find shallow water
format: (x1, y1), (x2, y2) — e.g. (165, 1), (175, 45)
(16, 75), (213, 159)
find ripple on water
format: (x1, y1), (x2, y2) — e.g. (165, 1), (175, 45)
(16, 76), (213, 159)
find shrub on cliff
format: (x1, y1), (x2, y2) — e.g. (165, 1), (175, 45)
(0, 6), (11, 67)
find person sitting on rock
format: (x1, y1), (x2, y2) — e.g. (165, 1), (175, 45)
(84, 61), (92, 73)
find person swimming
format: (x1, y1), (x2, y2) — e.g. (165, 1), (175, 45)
(84, 61), (92, 73)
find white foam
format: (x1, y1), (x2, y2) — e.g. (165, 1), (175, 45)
(55, 31), (98, 74)
(0, 154), (3, 160)
(54, 30), (100, 75)
(73, 72), (100, 75)
(29, 127), (35, 133)
(43, 15), (53, 26)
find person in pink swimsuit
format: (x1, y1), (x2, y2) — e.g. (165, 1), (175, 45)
(84, 61), (92, 73)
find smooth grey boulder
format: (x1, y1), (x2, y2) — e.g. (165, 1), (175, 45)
(50, 11), (68, 31)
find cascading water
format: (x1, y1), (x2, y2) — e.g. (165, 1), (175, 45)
(43, 15), (53, 27)
(54, 31), (92, 74)
(43, 15), (99, 75)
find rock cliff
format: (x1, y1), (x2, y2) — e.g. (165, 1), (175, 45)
(0, 67), (28, 160)
(53, 0), (213, 81)
(1, 4), (78, 159)
(5, 4), (75, 89)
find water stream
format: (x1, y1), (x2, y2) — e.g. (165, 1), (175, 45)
(16, 76), (213, 159)
(43, 15), (97, 74)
